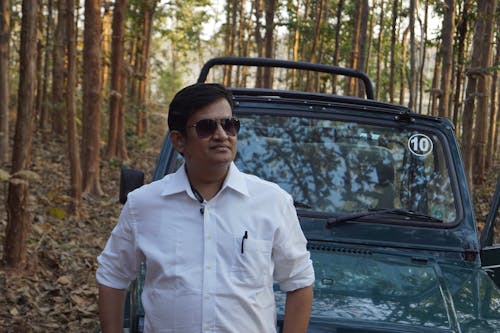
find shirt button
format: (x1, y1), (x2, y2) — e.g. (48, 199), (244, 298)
(206, 265), (211, 270)
(207, 235), (212, 240)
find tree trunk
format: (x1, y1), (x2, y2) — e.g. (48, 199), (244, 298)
(262, 0), (276, 88)
(236, 0), (248, 86)
(51, 0), (66, 136)
(82, 0), (103, 196)
(254, 0), (264, 87)
(365, 0), (377, 74)
(486, 30), (500, 169)
(331, 0), (343, 93)
(39, 0), (53, 133)
(306, 0), (325, 91)
(106, 0), (129, 161)
(101, 2), (112, 92)
(417, 0), (428, 113)
(437, 0), (456, 118)
(462, 0), (497, 186)
(408, 0), (417, 110)
(452, 0), (473, 132)
(388, 0), (398, 103)
(0, 0), (10, 163)
(291, 0), (301, 89)
(375, 0), (384, 100)
(472, 0), (497, 184)
(66, 0), (82, 214)
(135, 0), (157, 138)
(347, 0), (367, 96)
(428, 52), (441, 116)
(4, 0), (38, 269)
(400, 27), (409, 105)
(35, 2), (44, 130)
(223, 0), (236, 86)
(356, 0), (369, 97)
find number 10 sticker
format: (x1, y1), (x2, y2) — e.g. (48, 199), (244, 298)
(408, 134), (433, 156)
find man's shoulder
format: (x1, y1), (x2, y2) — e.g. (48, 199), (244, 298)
(239, 171), (290, 198)
(127, 173), (177, 201)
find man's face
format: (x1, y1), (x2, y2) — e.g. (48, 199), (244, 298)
(177, 98), (238, 171)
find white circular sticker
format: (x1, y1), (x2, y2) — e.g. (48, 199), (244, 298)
(408, 134), (433, 156)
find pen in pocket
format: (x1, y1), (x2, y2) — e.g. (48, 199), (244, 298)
(241, 231), (248, 254)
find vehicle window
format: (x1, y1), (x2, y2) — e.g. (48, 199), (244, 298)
(235, 114), (457, 223)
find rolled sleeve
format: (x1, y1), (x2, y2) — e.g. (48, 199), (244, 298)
(273, 195), (315, 292)
(96, 201), (142, 289)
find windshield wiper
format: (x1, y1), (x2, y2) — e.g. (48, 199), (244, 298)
(326, 208), (443, 228)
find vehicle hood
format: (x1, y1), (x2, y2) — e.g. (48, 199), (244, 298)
(276, 244), (500, 332)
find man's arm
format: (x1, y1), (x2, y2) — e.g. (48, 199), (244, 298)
(98, 284), (127, 333)
(282, 284), (313, 333)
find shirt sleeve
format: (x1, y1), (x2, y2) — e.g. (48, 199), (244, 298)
(96, 200), (143, 289)
(272, 193), (315, 292)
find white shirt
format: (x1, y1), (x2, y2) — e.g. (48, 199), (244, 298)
(96, 162), (314, 333)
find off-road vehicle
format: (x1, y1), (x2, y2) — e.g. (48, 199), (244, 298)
(117, 57), (500, 333)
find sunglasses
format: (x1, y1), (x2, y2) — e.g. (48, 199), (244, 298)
(187, 117), (240, 138)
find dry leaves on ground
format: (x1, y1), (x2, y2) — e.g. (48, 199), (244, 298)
(0, 126), (163, 332)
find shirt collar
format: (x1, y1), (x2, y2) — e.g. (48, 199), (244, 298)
(160, 162), (250, 198)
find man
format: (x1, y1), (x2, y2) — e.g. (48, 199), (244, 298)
(97, 83), (314, 333)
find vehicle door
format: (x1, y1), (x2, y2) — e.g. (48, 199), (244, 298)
(480, 177), (500, 287)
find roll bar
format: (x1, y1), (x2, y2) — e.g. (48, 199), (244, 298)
(197, 57), (375, 100)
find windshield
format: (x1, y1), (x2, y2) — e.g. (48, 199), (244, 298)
(235, 113), (457, 223)
(171, 112), (457, 224)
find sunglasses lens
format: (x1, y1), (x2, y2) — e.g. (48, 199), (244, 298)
(222, 118), (240, 136)
(193, 118), (240, 138)
(195, 119), (218, 138)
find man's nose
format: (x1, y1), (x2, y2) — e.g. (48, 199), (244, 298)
(212, 122), (229, 139)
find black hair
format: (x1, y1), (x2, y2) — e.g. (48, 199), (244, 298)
(168, 83), (233, 134)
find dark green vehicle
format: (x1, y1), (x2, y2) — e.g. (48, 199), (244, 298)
(118, 57), (500, 333)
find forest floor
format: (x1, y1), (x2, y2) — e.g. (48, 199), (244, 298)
(0, 118), (165, 332)
(0, 119), (498, 332)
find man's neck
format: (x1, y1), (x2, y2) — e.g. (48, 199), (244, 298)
(185, 164), (230, 201)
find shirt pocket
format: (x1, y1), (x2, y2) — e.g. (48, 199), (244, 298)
(231, 237), (272, 288)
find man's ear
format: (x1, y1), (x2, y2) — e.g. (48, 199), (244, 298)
(170, 130), (186, 153)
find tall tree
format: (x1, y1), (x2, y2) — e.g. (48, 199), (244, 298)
(82, 0), (104, 195)
(223, 0), (237, 87)
(254, 0), (264, 87)
(462, 0), (497, 186)
(388, 0), (398, 103)
(305, 0), (326, 91)
(106, 0), (129, 160)
(51, 0), (67, 136)
(132, 0), (158, 138)
(4, 0), (38, 269)
(347, 0), (369, 97)
(331, 0), (344, 93)
(39, 0), (53, 132)
(375, 0), (384, 100)
(262, 0), (277, 88)
(417, 0), (429, 113)
(437, 0), (456, 118)
(408, 0), (417, 109)
(471, 0), (497, 182)
(400, 26), (409, 105)
(452, 0), (473, 130)
(101, 1), (113, 91)
(0, 0), (10, 163)
(66, 0), (82, 214)
(486, 28), (500, 169)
